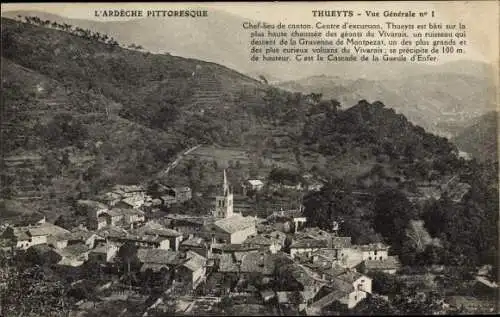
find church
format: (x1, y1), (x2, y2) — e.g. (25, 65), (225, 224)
(204, 170), (257, 244)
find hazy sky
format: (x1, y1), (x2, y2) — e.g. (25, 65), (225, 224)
(2, 1), (499, 65)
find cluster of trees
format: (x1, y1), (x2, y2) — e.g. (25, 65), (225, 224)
(40, 113), (88, 149)
(302, 100), (459, 177)
(303, 178), (383, 245)
(303, 167), (498, 274)
(0, 253), (72, 316)
(19, 15), (120, 46)
(127, 43), (144, 50)
(268, 167), (303, 186)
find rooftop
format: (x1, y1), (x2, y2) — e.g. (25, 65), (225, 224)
(310, 289), (350, 310)
(290, 238), (328, 249)
(76, 200), (108, 211)
(248, 180), (264, 186)
(181, 237), (206, 248)
(335, 270), (365, 284)
(182, 251), (206, 271)
(244, 231), (287, 246)
(111, 184), (145, 193)
(213, 214), (256, 234)
(27, 223), (70, 237)
(353, 242), (390, 251)
(58, 243), (90, 258)
(137, 248), (183, 265)
(364, 256), (401, 270)
(64, 227), (99, 241)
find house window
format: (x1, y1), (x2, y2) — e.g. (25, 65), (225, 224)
(380, 256), (383, 260)
(369, 257), (372, 260)
(374, 250), (378, 255)
(355, 295), (357, 300)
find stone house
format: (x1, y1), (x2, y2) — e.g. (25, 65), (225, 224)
(3, 223), (69, 250)
(180, 236), (211, 258)
(243, 230), (287, 254)
(56, 243), (91, 267)
(177, 250), (207, 289)
(135, 225), (184, 251)
(88, 243), (119, 263)
(242, 179), (265, 195)
(309, 270), (372, 313)
(97, 227), (170, 250)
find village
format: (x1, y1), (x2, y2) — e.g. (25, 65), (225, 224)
(0, 167), (404, 315)
(2, 166), (496, 316)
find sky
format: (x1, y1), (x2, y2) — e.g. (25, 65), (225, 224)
(2, 1), (499, 66)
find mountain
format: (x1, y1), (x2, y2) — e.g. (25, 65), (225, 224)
(277, 72), (496, 137)
(1, 9), (251, 73)
(452, 111), (498, 162)
(0, 16), (271, 218)
(2, 16), (497, 272)
(2, 10), (498, 82)
(1, 16), (495, 215)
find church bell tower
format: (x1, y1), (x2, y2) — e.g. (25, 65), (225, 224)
(214, 169), (233, 218)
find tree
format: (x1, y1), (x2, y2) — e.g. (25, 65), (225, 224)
(117, 242), (139, 289)
(258, 75), (268, 84)
(368, 271), (402, 295)
(373, 189), (418, 254)
(351, 295), (395, 315)
(219, 295), (234, 313)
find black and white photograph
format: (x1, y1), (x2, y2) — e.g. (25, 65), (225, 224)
(1, 1), (498, 316)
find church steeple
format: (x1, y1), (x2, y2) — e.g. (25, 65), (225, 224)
(214, 169), (233, 218)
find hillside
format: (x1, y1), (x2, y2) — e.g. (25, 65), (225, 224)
(0, 16), (271, 217)
(452, 111), (498, 162)
(277, 72), (496, 138)
(1, 17), (496, 215)
(2, 10), (498, 82)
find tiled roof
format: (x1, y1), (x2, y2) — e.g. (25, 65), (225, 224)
(182, 251), (206, 271)
(96, 226), (129, 238)
(77, 200), (108, 211)
(181, 237), (206, 247)
(364, 256), (401, 270)
(217, 253), (240, 272)
(290, 238), (328, 249)
(12, 227), (30, 241)
(244, 231), (287, 246)
(248, 180), (264, 186)
(59, 243), (90, 258)
(353, 242), (390, 251)
(143, 228), (182, 238)
(307, 262), (347, 279)
(28, 223), (70, 237)
(302, 227), (332, 240)
(335, 271), (364, 284)
(90, 244), (109, 254)
(311, 249), (337, 260)
(137, 248), (181, 265)
(111, 185), (145, 193)
(240, 251), (279, 275)
(213, 214), (256, 234)
(310, 289), (350, 310)
(216, 243), (263, 252)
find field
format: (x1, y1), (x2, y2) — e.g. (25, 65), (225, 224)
(186, 145), (252, 169)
